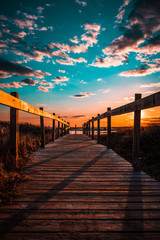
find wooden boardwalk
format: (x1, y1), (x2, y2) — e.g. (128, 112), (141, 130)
(0, 134), (160, 240)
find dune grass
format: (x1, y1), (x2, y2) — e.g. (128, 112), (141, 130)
(0, 121), (53, 204)
(99, 124), (160, 181)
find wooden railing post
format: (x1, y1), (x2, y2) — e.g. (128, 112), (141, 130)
(40, 107), (45, 148)
(61, 120), (64, 136)
(132, 93), (142, 171)
(83, 124), (85, 134)
(67, 122), (70, 134)
(86, 122), (88, 136)
(52, 113), (55, 141)
(58, 117), (60, 138)
(64, 123), (66, 135)
(107, 107), (111, 149)
(97, 114), (100, 144)
(10, 92), (19, 167)
(92, 117), (94, 139)
(75, 124), (77, 134)
(88, 121), (90, 137)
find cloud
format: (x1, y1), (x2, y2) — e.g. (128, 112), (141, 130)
(0, 58), (51, 78)
(71, 92), (95, 98)
(56, 57), (87, 65)
(23, 13), (38, 20)
(140, 82), (160, 88)
(75, 0), (87, 7)
(123, 96), (134, 102)
(37, 7), (44, 14)
(81, 31), (99, 46)
(38, 27), (48, 31)
(91, 0), (160, 73)
(115, 0), (131, 23)
(21, 78), (38, 85)
(58, 69), (66, 73)
(52, 76), (69, 83)
(84, 23), (101, 32)
(72, 115), (86, 118)
(80, 80), (87, 84)
(16, 31), (27, 39)
(14, 18), (35, 30)
(69, 36), (79, 44)
(71, 94), (87, 98)
(56, 59), (74, 65)
(98, 88), (111, 93)
(80, 92), (95, 95)
(38, 81), (53, 92)
(102, 25), (144, 56)
(90, 56), (124, 68)
(119, 65), (160, 77)
(0, 81), (22, 88)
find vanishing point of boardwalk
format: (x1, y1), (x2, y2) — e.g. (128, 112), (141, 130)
(0, 134), (160, 240)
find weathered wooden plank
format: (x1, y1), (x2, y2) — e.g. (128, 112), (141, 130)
(1, 134), (160, 239)
(0, 90), (68, 125)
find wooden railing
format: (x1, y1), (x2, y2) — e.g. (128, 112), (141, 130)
(0, 90), (70, 166)
(83, 92), (160, 171)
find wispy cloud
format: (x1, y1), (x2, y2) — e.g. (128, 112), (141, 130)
(72, 115), (86, 118)
(119, 65), (160, 77)
(21, 78), (38, 85)
(69, 36), (79, 44)
(71, 92), (95, 98)
(58, 69), (66, 73)
(38, 81), (53, 92)
(71, 94), (87, 98)
(75, 0), (87, 7)
(0, 81), (22, 88)
(52, 76), (69, 84)
(90, 56), (125, 68)
(0, 58), (51, 78)
(140, 82), (160, 88)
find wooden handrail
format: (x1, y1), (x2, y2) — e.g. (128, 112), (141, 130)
(0, 90), (68, 125)
(89, 91), (160, 121)
(0, 90), (70, 165)
(83, 91), (160, 171)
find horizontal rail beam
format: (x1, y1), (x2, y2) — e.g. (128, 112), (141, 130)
(89, 92), (160, 121)
(0, 90), (68, 125)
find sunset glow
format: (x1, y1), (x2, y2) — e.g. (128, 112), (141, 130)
(0, 0), (160, 127)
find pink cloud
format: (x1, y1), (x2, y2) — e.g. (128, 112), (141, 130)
(140, 82), (160, 88)
(56, 59), (74, 65)
(90, 56), (124, 68)
(75, 0), (87, 7)
(52, 76), (69, 83)
(0, 71), (11, 78)
(81, 31), (99, 46)
(23, 13), (38, 20)
(84, 23), (101, 32)
(69, 36), (79, 44)
(0, 81), (22, 88)
(119, 65), (160, 77)
(38, 81), (53, 92)
(38, 27), (48, 31)
(14, 19), (34, 30)
(37, 7), (44, 14)
(80, 92), (95, 95)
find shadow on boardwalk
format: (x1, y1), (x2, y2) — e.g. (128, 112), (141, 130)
(0, 140), (109, 237)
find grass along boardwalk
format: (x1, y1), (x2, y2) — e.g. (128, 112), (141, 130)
(0, 134), (160, 240)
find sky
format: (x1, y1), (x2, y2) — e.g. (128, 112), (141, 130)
(0, 0), (160, 127)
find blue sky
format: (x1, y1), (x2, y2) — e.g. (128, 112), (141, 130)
(0, 0), (160, 126)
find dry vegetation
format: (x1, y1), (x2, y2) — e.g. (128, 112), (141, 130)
(99, 124), (160, 181)
(0, 121), (53, 204)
